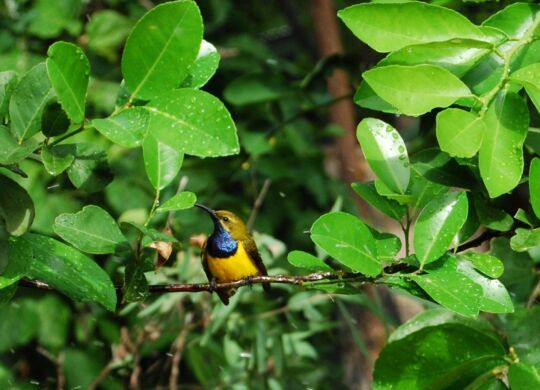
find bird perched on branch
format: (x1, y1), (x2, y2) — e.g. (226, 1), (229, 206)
(195, 204), (270, 305)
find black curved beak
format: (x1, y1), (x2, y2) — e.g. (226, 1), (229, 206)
(195, 203), (219, 222)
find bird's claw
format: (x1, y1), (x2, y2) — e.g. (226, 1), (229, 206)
(209, 278), (218, 292)
(246, 276), (254, 289)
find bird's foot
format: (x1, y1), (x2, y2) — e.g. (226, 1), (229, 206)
(209, 278), (218, 292)
(246, 276), (254, 289)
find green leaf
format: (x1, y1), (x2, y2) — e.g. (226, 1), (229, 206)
(412, 149), (475, 188)
(35, 295), (71, 350)
(9, 63), (53, 142)
(86, 10), (132, 61)
(456, 260), (513, 314)
(388, 308), (496, 343)
(42, 144), (75, 176)
(0, 236), (32, 289)
(371, 229), (401, 262)
(338, 2), (486, 53)
(142, 132), (183, 190)
(491, 238), (535, 302)
(287, 250), (333, 272)
(459, 252), (504, 278)
(436, 108), (485, 158)
(363, 65), (472, 116)
(66, 143), (112, 192)
(413, 257), (482, 317)
(356, 118), (410, 194)
(0, 125), (39, 165)
(181, 40), (220, 89)
(530, 158), (540, 219)
(374, 180), (414, 205)
(473, 196), (514, 232)
(380, 39), (492, 77)
(515, 208), (539, 227)
(123, 261), (149, 303)
(457, 194), (480, 243)
(224, 74), (288, 106)
(408, 169), (448, 211)
(121, 0), (203, 100)
(0, 298), (39, 352)
(92, 107), (148, 147)
(121, 222), (178, 244)
(28, 0), (81, 39)
(12, 234), (117, 311)
(351, 181), (406, 220)
(54, 205), (126, 254)
(414, 192), (468, 266)
(145, 89), (239, 157)
(353, 82), (398, 114)
(482, 3), (540, 39)
(479, 92), (529, 198)
(157, 191), (196, 212)
(0, 71), (17, 119)
(506, 307), (540, 365)
(0, 175), (35, 236)
(41, 101), (70, 138)
(509, 363), (540, 389)
(310, 212), (380, 276)
(511, 63), (540, 114)
(46, 42), (89, 123)
(510, 228), (540, 252)
(374, 324), (505, 389)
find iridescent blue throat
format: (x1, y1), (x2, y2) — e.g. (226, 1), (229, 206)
(207, 222), (238, 258)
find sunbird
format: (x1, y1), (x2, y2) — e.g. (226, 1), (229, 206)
(195, 204), (270, 304)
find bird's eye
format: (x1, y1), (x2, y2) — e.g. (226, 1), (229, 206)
(222, 216), (229, 222)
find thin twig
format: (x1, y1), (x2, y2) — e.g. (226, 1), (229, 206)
(88, 361), (114, 390)
(247, 178), (272, 231)
(527, 272), (540, 308)
(36, 347), (65, 390)
(169, 312), (194, 390)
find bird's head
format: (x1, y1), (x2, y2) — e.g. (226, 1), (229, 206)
(195, 204), (249, 240)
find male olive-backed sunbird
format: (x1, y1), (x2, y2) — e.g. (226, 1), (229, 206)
(195, 204), (270, 305)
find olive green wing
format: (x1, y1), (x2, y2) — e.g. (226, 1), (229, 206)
(201, 243), (231, 305)
(243, 238), (271, 293)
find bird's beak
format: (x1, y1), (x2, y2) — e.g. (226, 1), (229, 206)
(195, 203), (219, 222)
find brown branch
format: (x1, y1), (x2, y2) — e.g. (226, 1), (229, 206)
(36, 347), (64, 390)
(247, 178), (272, 231)
(527, 272), (540, 308)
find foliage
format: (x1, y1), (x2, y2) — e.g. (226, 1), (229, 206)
(1, 0), (540, 388)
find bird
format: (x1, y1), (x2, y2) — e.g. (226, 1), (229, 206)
(195, 203), (270, 305)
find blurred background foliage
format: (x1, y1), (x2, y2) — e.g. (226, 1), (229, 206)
(0, 0), (536, 389)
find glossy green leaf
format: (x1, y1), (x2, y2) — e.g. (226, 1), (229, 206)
(509, 363), (540, 388)
(310, 212), (380, 276)
(414, 257), (482, 317)
(436, 108), (485, 158)
(515, 208), (539, 227)
(0, 175), (35, 236)
(363, 65), (472, 116)
(373, 180), (414, 205)
(121, 0), (203, 100)
(510, 228), (540, 252)
(41, 101), (70, 137)
(459, 252), (504, 278)
(473, 196), (514, 232)
(414, 192), (468, 266)
(357, 118), (410, 194)
(510, 63), (540, 114)
(351, 181), (406, 220)
(457, 194), (480, 244)
(142, 132), (183, 190)
(46, 42), (89, 123)
(380, 39), (492, 77)
(482, 3), (540, 39)
(145, 89), (239, 157)
(353, 82), (398, 114)
(374, 324), (505, 389)
(67, 143), (112, 193)
(181, 40), (220, 89)
(338, 2), (486, 53)
(371, 229), (401, 262)
(531, 158), (540, 219)
(9, 63), (53, 142)
(412, 149), (475, 188)
(12, 234), (116, 311)
(457, 260), (513, 313)
(92, 107), (148, 147)
(287, 250), (333, 272)
(42, 144), (75, 176)
(123, 261), (149, 303)
(408, 169), (448, 211)
(479, 92), (529, 198)
(388, 308), (496, 343)
(0, 71), (17, 118)
(0, 126), (39, 165)
(54, 205), (126, 254)
(491, 238), (535, 302)
(0, 236), (32, 289)
(506, 307), (540, 365)
(157, 191), (196, 212)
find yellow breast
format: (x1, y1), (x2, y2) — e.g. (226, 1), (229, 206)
(207, 242), (261, 282)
